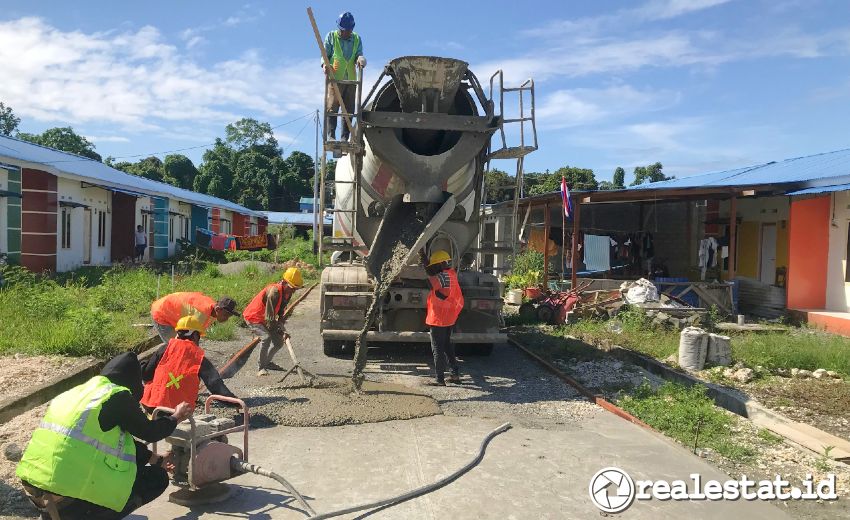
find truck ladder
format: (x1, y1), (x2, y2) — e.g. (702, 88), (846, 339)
(477, 71), (538, 274)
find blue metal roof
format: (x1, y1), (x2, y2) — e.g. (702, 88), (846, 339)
(263, 211), (332, 226)
(0, 135), (264, 217)
(786, 183), (850, 196)
(627, 148), (850, 191)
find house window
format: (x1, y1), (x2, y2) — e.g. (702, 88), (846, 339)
(60, 208), (71, 249)
(141, 213), (149, 233)
(169, 216), (175, 243)
(97, 211), (107, 248)
(183, 216), (190, 239)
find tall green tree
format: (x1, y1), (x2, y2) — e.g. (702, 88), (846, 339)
(233, 151), (274, 209)
(0, 102), (20, 136)
(613, 167), (626, 189)
(163, 154), (199, 190)
(526, 166), (597, 195)
(483, 168), (514, 203)
(631, 162), (673, 186)
(195, 159), (234, 199)
(17, 127), (101, 161)
(126, 156), (167, 183)
(225, 118), (279, 155)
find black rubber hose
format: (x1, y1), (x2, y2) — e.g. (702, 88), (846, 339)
(309, 422), (512, 520)
(231, 459), (318, 516)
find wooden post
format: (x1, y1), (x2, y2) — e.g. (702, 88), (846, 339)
(543, 203), (550, 290)
(571, 197), (581, 289)
(728, 195), (738, 281)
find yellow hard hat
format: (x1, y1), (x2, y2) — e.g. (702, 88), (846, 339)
(283, 267), (304, 288)
(428, 250), (451, 266)
(175, 315), (205, 335)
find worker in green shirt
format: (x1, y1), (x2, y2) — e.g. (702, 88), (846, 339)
(323, 11), (365, 143)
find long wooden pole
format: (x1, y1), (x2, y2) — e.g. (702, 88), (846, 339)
(543, 203), (550, 290)
(571, 197), (581, 289)
(306, 7), (356, 139)
(728, 195), (738, 281)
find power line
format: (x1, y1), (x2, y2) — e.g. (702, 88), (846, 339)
(33, 111), (315, 165)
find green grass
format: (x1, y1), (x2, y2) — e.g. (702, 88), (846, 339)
(205, 320), (237, 341)
(618, 381), (755, 460)
(757, 428), (783, 446)
(542, 306), (850, 376)
(0, 256), (318, 357)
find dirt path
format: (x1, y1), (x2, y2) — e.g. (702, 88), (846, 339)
(0, 355), (94, 404)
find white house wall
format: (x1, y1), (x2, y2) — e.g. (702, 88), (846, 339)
(55, 178), (111, 272)
(825, 191), (850, 312)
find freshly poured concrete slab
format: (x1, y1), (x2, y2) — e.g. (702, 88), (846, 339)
(132, 414), (788, 519)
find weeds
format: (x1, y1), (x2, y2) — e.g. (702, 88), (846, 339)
(0, 261), (315, 357)
(618, 381), (754, 460)
(757, 428), (783, 445)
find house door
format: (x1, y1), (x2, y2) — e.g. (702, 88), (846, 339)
(83, 208), (92, 265)
(760, 223), (777, 285)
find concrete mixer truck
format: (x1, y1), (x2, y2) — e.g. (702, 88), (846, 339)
(318, 56), (536, 357)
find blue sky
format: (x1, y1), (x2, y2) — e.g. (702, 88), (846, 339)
(1, 0), (849, 183)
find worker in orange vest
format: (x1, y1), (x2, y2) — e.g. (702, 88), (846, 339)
(150, 292), (239, 343)
(141, 315), (237, 411)
(420, 250), (465, 386)
(242, 268), (304, 376)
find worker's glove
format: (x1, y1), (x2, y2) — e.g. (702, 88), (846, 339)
(357, 56), (367, 68)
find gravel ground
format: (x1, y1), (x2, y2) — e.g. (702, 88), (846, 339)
(0, 404), (44, 519)
(0, 355), (95, 403)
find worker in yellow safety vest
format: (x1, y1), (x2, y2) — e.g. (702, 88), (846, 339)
(322, 11), (366, 143)
(16, 352), (192, 519)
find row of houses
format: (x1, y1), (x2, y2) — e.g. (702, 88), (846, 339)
(0, 135), (267, 272)
(481, 147), (850, 335)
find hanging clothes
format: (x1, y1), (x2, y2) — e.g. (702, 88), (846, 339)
(583, 234), (612, 272)
(698, 237), (719, 280)
(210, 234), (227, 251)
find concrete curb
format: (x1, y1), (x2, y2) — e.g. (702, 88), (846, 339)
(607, 345), (850, 463)
(0, 335), (162, 424)
(506, 337), (652, 430)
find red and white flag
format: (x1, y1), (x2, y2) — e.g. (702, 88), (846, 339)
(560, 176), (572, 219)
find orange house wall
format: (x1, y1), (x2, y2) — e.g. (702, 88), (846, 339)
(787, 196), (830, 309)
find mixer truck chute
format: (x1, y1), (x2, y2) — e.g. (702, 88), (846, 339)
(318, 56), (536, 356)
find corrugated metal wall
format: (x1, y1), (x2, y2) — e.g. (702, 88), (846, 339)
(4, 166), (21, 264)
(191, 205), (208, 242)
(153, 197), (169, 260)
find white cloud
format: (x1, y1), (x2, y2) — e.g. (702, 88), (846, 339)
(536, 85), (680, 129)
(634, 0), (733, 20)
(86, 135), (130, 143)
(0, 17), (322, 131)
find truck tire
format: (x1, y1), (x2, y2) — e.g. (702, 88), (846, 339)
(458, 343), (494, 356)
(322, 340), (347, 358)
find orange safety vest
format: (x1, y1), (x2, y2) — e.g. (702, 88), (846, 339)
(141, 338), (204, 411)
(150, 292), (216, 328)
(242, 282), (293, 325)
(426, 268), (464, 327)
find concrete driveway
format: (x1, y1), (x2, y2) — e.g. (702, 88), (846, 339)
(133, 288), (788, 519)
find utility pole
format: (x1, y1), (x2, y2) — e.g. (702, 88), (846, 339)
(313, 109), (320, 254)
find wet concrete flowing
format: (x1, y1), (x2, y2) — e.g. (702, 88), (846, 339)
(352, 215), (426, 390)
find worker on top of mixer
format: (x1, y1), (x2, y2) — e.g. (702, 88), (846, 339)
(17, 352), (191, 520)
(419, 250), (465, 386)
(150, 292), (239, 343)
(140, 315), (237, 411)
(243, 267), (304, 376)
(322, 11), (365, 143)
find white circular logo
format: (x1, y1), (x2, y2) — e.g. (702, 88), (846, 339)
(589, 467), (636, 514)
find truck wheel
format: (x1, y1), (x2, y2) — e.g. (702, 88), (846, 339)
(323, 340), (346, 357)
(458, 343), (493, 356)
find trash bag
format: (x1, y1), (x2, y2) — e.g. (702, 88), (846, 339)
(678, 326), (708, 371)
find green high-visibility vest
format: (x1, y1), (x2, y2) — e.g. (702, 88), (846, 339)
(17, 376), (137, 512)
(332, 31), (360, 81)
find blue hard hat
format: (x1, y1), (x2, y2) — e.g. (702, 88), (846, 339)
(337, 11), (355, 31)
